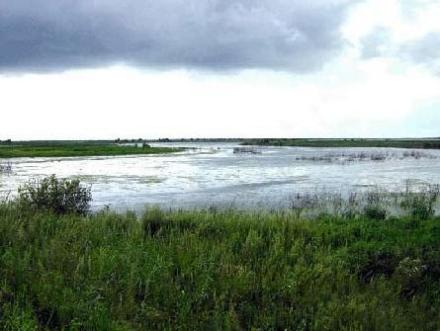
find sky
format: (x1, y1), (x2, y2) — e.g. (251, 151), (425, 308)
(0, 0), (439, 140)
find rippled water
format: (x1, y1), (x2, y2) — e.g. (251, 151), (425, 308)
(1, 142), (440, 211)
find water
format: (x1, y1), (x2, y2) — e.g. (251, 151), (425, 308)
(1, 142), (440, 211)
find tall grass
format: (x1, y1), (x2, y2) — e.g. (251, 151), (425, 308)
(1, 201), (440, 329)
(1, 176), (440, 330)
(287, 187), (440, 220)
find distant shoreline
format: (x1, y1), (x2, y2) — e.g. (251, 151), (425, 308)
(0, 142), (183, 158)
(2, 138), (440, 154)
(241, 138), (440, 149)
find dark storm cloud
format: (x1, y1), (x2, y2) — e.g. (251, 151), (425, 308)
(0, 0), (357, 73)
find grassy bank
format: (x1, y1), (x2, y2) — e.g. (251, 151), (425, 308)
(2, 204), (440, 330)
(242, 138), (440, 149)
(0, 144), (182, 158)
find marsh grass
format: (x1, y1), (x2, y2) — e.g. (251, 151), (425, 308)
(0, 161), (12, 174)
(287, 186), (440, 220)
(401, 184), (440, 220)
(0, 144), (182, 158)
(294, 150), (438, 163)
(1, 177), (440, 330)
(1, 200), (440, 329)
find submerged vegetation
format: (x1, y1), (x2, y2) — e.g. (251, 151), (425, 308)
(1, 177), (440, 329)
(242, 138), (440, 149)
(0, 141), (182, 158)
(294, 150), (438, 163)
(287, 185), (440, 220)
(0, 161), (12, 174)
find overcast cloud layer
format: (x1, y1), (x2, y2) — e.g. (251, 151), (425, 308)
(0, 0), (439, 139)
(0, 0), (360, 72)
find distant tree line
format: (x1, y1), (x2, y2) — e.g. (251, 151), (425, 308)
(114, 138), (145, 143)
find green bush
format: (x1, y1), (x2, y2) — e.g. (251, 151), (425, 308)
(18, 175), (92, 215)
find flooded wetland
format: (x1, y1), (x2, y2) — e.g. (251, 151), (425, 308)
(2, 142), (440, 212)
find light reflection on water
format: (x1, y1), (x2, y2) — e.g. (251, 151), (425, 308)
(1, 142), (440, 212)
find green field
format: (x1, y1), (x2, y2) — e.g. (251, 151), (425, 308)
(0, 143), (182, 158)
(242, 138), (440, 149)
(2, 202), (440, 330)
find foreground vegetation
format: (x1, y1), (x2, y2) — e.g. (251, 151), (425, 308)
(1, 178), (440, 330)
(0, 144), (182, 158)
(242, 138), (440, 149)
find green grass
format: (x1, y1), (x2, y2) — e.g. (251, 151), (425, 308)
(242, 138), (440, 149)
(0, 144), (183, 158)
(2, 203), (440, 330)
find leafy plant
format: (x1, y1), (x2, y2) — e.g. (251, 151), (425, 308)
(18, 175), (92, 215)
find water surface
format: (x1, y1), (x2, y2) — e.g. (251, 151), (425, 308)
(1, 142), (440, 211)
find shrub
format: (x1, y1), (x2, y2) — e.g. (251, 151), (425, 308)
(18, 175), (92, 215)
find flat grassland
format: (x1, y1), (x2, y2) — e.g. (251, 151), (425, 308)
(1, 204), (440, 330)
(242, 138), (440, 149)
(0, 141), (182, 158)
